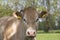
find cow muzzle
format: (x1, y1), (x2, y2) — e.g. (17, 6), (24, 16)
(26, 27), (36, 38)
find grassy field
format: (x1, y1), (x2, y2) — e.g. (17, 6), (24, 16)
(36, 33), (60, 40)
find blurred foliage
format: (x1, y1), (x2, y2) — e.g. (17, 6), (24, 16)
(0, 4), (13, 17)
(36, 6), (47, 11)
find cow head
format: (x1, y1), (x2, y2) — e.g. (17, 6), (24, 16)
(13, 7), (48, 38)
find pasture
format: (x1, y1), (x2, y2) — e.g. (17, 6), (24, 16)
(37, 31), (60, 40)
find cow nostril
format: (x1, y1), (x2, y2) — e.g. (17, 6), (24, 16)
(27, 32), (30, 35)
(34, 32), (35, 34)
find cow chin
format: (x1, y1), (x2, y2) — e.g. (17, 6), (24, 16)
(26, 33), (36, 38)
(25, 36), (36, 40)
(26, 36), (36, 38)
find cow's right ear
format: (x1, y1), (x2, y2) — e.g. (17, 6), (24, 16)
(13, 10), (23, 19)
(38, 11), (48, 18)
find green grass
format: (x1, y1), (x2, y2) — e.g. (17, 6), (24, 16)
(36, 33), (60, 40)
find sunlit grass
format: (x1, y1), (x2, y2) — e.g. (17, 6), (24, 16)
(36, 33), (60, 40)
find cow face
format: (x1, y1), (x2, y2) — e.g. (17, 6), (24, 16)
(13, 7), (47, 38)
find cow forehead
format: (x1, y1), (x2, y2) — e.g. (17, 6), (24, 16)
(23, 7), (38, 20)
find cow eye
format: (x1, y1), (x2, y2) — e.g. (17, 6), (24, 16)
(35, 18), (39, 22)
(23, 18), (28, 24)
(23, 19), (26, 21)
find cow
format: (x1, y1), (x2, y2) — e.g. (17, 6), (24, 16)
(0, 7), (47, 40)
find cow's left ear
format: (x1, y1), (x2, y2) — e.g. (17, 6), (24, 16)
(38, 11), (48, 18)
(13, 10), (23, 19)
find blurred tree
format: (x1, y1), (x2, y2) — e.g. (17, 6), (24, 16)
(40, 0), (51, 32)
(0, 3), (13, 17)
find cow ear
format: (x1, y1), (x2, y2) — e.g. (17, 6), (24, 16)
(38, 11), (48, 18)
(13, 10), (23, 19)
